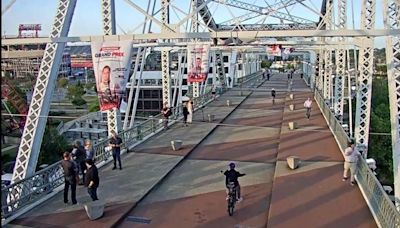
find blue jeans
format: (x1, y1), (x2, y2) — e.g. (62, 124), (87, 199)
(112, 150), (121, 168)
(87, 187), (98, 201)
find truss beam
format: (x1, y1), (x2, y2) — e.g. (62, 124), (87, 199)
(212, 0), (314, 24)
(355, 0), (376, 156)
(12, 0), (77, 182)
(334, 0), (347, 118)
(383, 0), (400, 209)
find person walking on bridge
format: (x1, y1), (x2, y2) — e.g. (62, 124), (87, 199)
(85, 159), (99, 201)
(303, 97), (312, 119)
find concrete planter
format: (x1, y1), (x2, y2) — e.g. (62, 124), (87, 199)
(287, 156), (301, 170)
(171, 140), (183, 151)
(207, 114), (215, 122)
(226, 100), (231, 106)
(289, 104), (295, 111)
(84, 199), (104, 220)
(289, 94), (294, 100)
(288, 122), (297, 130)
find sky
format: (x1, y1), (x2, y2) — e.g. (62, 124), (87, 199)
(1, 0), (386, 47)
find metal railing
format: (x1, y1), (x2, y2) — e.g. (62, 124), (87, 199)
(1, 73), (261, 222)
(314, 90), (400, 228)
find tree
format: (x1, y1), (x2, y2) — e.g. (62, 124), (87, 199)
(38, 127), (72, 166)
(368, 78), (393, 184)
(88, 99), (100, 112)
(58, 78), (68, 89)
(261, 60), (272, 69)
(67, 81), (86, 107)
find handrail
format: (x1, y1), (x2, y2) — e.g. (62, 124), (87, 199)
(1, 72), (262, 222)
(314, 89), (400, 228)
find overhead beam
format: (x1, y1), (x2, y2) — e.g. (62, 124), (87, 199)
(2, 29), (398, 45)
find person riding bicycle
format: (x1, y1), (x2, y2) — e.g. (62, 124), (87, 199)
(271, 88), (276, 101)
(223, 162), (245, 202)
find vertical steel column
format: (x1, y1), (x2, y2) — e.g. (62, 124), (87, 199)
(315, 50), (322, 91)
(191, 0), (200, 98)
(101, 0), (120, 135)
(323, 49), (333, 100)
(355, 0), (375, 156)
(101, 0), (116, 35)
(334, 0), (347, 119)
(161, 0), (171, 106)
(383, 0), (400, 209)
(12, 0), (77, 182)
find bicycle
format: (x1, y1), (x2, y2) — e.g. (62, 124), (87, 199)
(226, 182), (237, 216)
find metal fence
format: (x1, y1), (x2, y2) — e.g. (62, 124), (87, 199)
(314, 90), (400, 228)
(1, 73), (261, 222)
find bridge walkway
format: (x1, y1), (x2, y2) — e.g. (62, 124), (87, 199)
(10, 73), (376, 228)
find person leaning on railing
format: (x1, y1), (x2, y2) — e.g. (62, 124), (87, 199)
(342, 142), (361, 186)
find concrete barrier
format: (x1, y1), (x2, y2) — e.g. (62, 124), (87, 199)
(84, 199), (104, 220)
(171, 140), (183, 151)
(288, 122), (297, 130)
(226, 100), (230, 106)
(289, 104), (295, 111)
(207, 114), (215, 122)
(287, 156), (301, 170)
(289, 94), (294, 100)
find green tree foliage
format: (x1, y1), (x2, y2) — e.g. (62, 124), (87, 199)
(88, 99), (100, 112)
(38, 127), (72, 166)
(369, 78), (393, 184)
(261, 60), (272, 69)
(72, 97), (87, 106)
(58, 78), (68, 88)
(67, 81), (86, 106)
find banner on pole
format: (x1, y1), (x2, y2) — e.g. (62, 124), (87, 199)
(266, 45), (282, 57)
(91, 40), (133, 111)
(187, 44), (210, 83)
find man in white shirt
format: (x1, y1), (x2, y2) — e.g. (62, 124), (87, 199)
(303, 98), (312, 119)
(343, 142), (361, 186)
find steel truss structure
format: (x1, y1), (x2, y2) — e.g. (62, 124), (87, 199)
(11, 0), (77, 182)
(383, 0), (400, 209)
(334, 0), (347, 119)
(354, 0), (376, 155)
(2, 1), (398, 209)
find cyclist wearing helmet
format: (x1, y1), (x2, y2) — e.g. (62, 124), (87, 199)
(271, 88), (276, 99)
(223, 162), (246, 202)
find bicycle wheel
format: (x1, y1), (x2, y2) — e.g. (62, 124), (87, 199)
(228, 200), (234, 216)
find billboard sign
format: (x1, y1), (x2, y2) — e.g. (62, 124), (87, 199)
(91, 40), (133, 111)
(187, 44), (210, 83)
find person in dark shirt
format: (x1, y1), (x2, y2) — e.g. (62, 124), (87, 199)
(72, 140), (86, 184)
(182, 102), (189, 127)
(61, 151), (78, 205)
(84, 159), (99, 201)
(223, 162), (245, 202)
(109, 130), (123, 170)
(271, 88), (276, 104)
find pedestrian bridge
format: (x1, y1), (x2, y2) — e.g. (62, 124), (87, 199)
(2, 73), (399, 227)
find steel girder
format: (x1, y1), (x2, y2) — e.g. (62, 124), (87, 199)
(334, 0), (347, 119)
(12, 0), (77, 182)
(161, 0), (171, 106)
(383, 0), (400, 209)
(323, 49), (333, 100)
(101, 0), (116, 35)
(316, 50), (324, 91)
(212, 0), (313, 25)
(102, 0), (121, 135)
(192, 0), (200, 98)
(355, 0), (376, 156)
